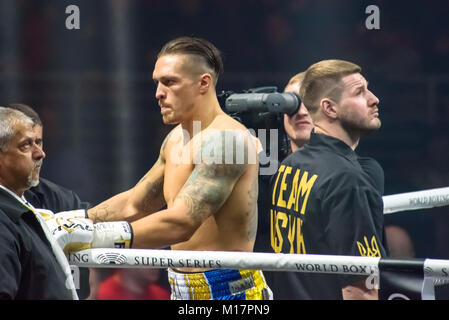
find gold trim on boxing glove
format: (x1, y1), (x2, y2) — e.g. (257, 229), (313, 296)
(63, 242), (93, 254)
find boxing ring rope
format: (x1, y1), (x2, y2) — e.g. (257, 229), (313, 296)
(382, 186), (449, 214)
(69, 249), (380, 274)
(68, 248), (449, 281)
(69, 186), (449, 285)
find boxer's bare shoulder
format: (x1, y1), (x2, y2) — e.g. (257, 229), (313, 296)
(173, 129), (250, 225)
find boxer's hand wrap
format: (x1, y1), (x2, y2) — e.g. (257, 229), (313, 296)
(92, 221), (133, 249)
(46, 217), (133, 253)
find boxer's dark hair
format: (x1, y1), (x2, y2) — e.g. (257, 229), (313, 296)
(158, 36), (223, 85)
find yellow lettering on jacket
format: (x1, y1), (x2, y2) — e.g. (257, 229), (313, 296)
(357, 236), (381, 257)
(270, 165), (318, 254)
(277, 166), (292, 208)
(270, 209), (306, 254)
(272, 165), (285, 205)
(274, 166), (318, 214)
(270, 209), (287, 253)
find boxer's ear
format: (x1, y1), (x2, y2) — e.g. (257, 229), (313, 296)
(198, 73), (212, 94)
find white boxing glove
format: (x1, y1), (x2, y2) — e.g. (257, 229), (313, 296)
(36, 209), (86, 222)
(56, 209), (88, 219)
(35, 208), (56, 221)
(46, 217), (133, 254)
(46, 217), (95, 253)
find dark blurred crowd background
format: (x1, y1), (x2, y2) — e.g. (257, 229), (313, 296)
(1, 0), (448, 298)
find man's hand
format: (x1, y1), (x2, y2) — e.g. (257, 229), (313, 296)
(342, 279), (379, 300)
(45, 217), (133, 254)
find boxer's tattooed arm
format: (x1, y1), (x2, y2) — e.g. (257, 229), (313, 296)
(88, 205), (113, 223)
(137, 167), (165, 214)
(135, 131), (170, 213)
(174, 130), (250, 224)
(123, 133), (168, 218)
(88, 132), (170, 223)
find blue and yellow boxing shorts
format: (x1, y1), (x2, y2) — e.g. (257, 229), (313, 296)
(168, 268), (273, 300)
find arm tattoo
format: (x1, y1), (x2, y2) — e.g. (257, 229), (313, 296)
(134, 131), (170, 213)
(89, 205), (114, 223)
(141, 173), (164, 213)
(174, 130), (249, 224)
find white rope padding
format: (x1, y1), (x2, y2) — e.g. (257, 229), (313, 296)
(424, 259), (449, 279)
(69, 249), (449, 281)
(383, 186), (449, 214)
(66, 187), (449, 286)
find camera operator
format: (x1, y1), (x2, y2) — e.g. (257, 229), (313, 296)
(282, 72), (314, 153)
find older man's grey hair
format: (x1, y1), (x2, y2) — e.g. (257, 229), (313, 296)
(0, 107), (34, 152)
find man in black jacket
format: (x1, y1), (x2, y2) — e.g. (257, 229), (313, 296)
(254, 71), (387, 299)
(0, 107), (77, 299)
(268, 60), (387, 299)
(6, 103), (91, 299)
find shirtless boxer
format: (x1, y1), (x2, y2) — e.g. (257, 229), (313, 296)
(51, 37), (272, 300)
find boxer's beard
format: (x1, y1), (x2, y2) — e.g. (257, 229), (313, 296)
(27, 159), (43, 188)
